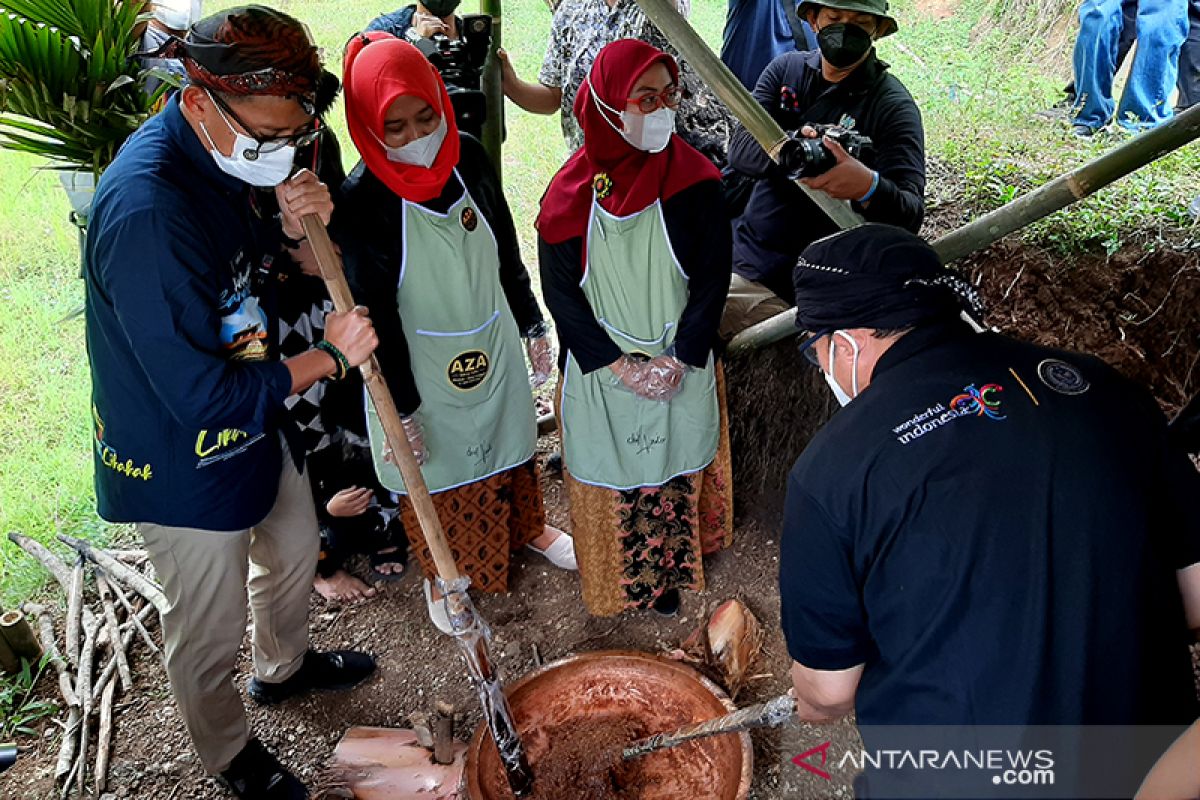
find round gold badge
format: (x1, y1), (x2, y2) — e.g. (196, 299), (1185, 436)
(448, 349), (490, 390)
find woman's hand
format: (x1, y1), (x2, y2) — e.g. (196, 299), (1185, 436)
(326, 486), (373, 518)
(526, 335), (555, 387)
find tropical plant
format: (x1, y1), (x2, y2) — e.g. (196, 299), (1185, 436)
(0, 654), (57, 739)
(0, 0), (163, 174)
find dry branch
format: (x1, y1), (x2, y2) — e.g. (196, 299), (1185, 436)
(55, 706), (80, 782)
(65, 559), (84, 667)
(92, 604), (155, 705)
(22, 603), (80, 708)
(107, 579), (160, 658)
(57, 535), (168, 614)
(74, 616), (103, 796)
(96, 574), (133, 692)
(94, 678), (117, 794)
(7, 532), (73, 591)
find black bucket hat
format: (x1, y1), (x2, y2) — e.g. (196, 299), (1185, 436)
(797, 0), (899, 38)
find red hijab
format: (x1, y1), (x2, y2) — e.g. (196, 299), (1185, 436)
(536, 39), (720, 245)
(343, 32), (461, 203)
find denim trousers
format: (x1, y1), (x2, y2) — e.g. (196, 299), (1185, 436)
(1178, 0), (1200, 109)
(1073, 0), (1189, 130)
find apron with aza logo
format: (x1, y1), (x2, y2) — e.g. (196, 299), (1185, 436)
(560, 197), (719, 490)
(367, 170), (536, 494)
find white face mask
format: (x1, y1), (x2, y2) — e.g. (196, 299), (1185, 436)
(380, 113), (448, 168)
(199, 92), (296, 187)
(589, 77), (676, 153)
(152, 0), (202, 30)
(823, 331), (860, 407)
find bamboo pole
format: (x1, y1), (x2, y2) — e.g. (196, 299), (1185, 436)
(726, 103), (1200, 354)
(300, 214), (533, 796)
(0, 630), (18, 674)
(633, 0), (861, 230)
(479, 0), (504, 178)
(0, 610), (42, 663)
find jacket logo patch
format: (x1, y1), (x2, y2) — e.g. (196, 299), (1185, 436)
(1037, 359), (1089, 395)
(448, 350), (489, 390)
(460, 206), (478, 232)
(893, 383), (1006, 445)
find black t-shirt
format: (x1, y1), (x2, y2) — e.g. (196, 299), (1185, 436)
(780, 320), (1200, 727)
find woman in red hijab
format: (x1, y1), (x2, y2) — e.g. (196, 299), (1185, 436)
(335, 33), (575, 631)
(538, 39), (734, 618)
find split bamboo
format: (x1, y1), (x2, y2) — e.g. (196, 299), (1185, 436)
(0, 610), (42, 662)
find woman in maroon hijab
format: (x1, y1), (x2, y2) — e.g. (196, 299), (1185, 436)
(336, 33), (575, 632)
(539, 39), (734, 618)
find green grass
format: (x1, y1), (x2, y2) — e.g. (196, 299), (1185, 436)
(1, 0), (1197, 604)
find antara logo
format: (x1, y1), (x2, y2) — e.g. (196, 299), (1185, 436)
(791, 741), (833, 780)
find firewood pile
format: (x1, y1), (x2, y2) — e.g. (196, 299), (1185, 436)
(6, 532), (167, 797)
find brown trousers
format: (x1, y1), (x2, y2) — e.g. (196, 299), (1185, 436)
(139, 441), (318, 773)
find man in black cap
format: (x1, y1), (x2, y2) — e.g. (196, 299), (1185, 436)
(779, 225), (1200, 738)
(720, 0), (925, 339)
(86, 6), (378, 798)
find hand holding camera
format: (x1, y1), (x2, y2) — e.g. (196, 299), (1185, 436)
(780, 124), (878, 203)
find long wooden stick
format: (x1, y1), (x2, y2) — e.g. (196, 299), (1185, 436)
(106, 577), (160, 658)
(623, 694), (796, 760)
(65, 558), (84, 668)
(74, 616), (102, 796)
(634, 0), (862, 230)
(92, 604), (156, 706)
(300, 215), (533, 796)
(93, 679), (116, 794)
(22, 603), (79, 708)
(57, 535), (168, 615)
(7, 532), (73, 592)
(95, 574), (133, 692)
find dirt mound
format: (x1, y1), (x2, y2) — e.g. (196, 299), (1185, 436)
(966, 241), (1200, 416)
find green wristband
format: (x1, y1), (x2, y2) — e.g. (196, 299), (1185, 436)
(315, 340), (350, 381)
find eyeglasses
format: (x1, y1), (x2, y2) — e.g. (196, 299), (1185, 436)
(797, 330), (831, 368)
(209, 92), (322, 158)
(626, 85), (683, 114)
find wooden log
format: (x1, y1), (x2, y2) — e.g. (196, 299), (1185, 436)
(65, 558), (84, 668)
(0, 629), (19, 674)
(93, 678), (116, 794)
(6, 532), (73, 592)
(22, 603), (79, 708)
(57, 535), (168, 615)
(0, 609), (43, 662)
(95, 574), (133, 692)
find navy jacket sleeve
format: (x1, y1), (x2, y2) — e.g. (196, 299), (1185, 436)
(779, 472), (876, 670)
(855, 87), (925, 233)
(538, 235), (624, 374)
(460, 137), (545, 336)
(663, 181), (732, 367)
(91, 209), (292, 431)
(727, 56), (790, 179)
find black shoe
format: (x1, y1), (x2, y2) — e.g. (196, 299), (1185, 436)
(248, 649), (376, 706)
(651, 588), (681, 617)
(219, 739), (307, 799)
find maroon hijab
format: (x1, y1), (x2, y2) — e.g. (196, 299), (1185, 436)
(536, 39), (720, 246)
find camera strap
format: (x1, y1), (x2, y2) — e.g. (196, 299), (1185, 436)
(797, 59), (889, 129)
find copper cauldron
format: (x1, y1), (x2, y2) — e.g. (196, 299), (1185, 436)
(463, 650), (753, 800)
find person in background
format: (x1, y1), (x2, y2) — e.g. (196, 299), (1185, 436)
(85, 7), (379, 798)
(779, 224), (1200, 788)
(720, 0), (924, 339)
(721, 0), (816, 90)
(337, 33), (575, 632)
(139, 0), (203, 96)
(365, 0), (464, 43)
(1070, 0), (1188, 135)
(1178, 0), (1200, 111)
(496, 0), (732, 165)
(539, 39), (734, 618)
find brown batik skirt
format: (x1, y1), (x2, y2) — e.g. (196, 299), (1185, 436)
(559, 365), (735, 617)
(399, 459), (545, 593)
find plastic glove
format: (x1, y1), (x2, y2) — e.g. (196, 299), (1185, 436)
(609, 355), (677, 402)
(645, 354), (687, 402)
(526, 335), (555, 388)
(383, 413), (429, 466)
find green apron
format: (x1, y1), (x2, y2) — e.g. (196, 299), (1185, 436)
(367, 171), (536, 495)
(560, 198), (720, 490)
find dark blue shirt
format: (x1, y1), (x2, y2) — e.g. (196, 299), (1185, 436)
(780, 321), (1200, 727)
(85, 97), (293, 530)
(720, 0), (811, 90)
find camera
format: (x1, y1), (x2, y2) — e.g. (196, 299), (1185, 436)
(412, 14), (493, 139)
(783, 123), (873, 178)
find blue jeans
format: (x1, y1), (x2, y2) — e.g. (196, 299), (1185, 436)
(1073, 0), (1189, 130)
(1178, 0), (1200, 109)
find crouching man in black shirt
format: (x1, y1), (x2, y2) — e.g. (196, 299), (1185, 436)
(720, 0), (925, 339)
(779, 225), (1200, 793)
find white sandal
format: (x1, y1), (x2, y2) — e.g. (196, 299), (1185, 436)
(423, 578), (453, 634)
(527, 532), (578, 571)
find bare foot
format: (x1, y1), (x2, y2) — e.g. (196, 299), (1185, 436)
(372, 546), (406, 576)
(314, 570), (377, 604)
(529, 524), (566, 551)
